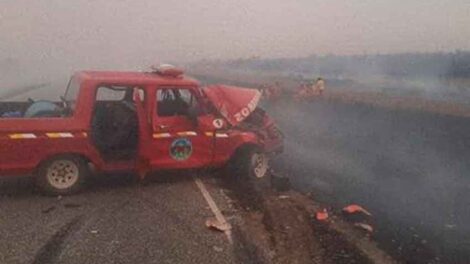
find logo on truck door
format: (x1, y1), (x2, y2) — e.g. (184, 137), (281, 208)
(170, 138), (193, 161)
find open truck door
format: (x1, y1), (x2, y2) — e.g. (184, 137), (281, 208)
(133, 88), (152, 179)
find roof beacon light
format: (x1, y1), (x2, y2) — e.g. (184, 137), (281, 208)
(150, 64), (184, 78)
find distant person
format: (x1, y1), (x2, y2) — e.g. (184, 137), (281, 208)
(315, 77), (325, 95)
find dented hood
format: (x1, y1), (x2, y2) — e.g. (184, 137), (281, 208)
(203, 85), (261, 126)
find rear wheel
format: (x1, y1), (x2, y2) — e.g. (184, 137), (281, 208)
(36, 155), (88, 195)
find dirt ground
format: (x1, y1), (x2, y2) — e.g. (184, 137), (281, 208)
(220, 172), (395, 264)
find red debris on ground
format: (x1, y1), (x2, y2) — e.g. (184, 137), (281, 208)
(342, 204), (372, 216)
(316, 208), (329, 221)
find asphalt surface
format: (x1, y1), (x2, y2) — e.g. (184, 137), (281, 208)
(0, 173), (250, 264)
(266, 98), (470, 263)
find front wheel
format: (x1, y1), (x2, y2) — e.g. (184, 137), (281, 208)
(251, 152), (269, 179)
(231, 148), (271, 192)
(36, 155), (88, 195)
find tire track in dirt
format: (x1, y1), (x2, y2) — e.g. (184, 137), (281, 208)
(30, 182), (136, 264)
(32, 215), (84, 264)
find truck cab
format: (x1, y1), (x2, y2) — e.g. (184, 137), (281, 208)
(0, 66), (283, 195)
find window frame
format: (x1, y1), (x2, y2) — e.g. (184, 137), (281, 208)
(94, 85), (131, 102)
(154, 85), (200, 119)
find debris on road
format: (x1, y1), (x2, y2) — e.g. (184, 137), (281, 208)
(90, 230), (99, 234)
(354, 223), (374, 233)
(342, 204), (372, 216)
(229, 189), (394, 264)
(342, 204), (374, 234)
(315, 208), (329, 221)
(205, 217), (232, 232)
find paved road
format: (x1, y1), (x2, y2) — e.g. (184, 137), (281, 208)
(0, 173), (250, 264)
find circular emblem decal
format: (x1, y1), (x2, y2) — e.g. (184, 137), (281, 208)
(170, 138), (192, 161)
(213, 119), (224, 129)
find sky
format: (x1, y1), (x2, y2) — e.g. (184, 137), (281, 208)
(0, 0), (469, 80)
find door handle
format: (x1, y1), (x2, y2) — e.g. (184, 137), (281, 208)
(158, 125), (169, 130)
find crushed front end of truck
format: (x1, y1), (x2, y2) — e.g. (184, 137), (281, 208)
(202, 84), (284, 154)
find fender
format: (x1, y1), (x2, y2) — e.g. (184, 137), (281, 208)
(213, 130), (262, 166)
(36, 148), (104, 172)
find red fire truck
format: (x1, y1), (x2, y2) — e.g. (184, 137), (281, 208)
(0, 66), (283, 195)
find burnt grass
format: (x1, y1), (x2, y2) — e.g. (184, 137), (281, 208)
(265, 98), (470, 263)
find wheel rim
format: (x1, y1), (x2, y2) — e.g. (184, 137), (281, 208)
(251, 152), (268, 178)
(46, 160), (79, 189)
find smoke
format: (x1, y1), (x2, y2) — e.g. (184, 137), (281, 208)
(1, 0), (470, 96)
(266, 99), (470, 262)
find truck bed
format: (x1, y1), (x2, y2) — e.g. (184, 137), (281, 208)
(0, 102), (31, 117)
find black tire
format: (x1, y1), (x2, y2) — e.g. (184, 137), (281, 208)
(230, 147), (271, 192)
(35, 155), (89, 196)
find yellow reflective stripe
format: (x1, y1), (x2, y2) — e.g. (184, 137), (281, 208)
(204, 132), (229, 138)
(46, 133), (74, 138)
(153, 133), (171, 138)
(177, 131), (197, 136)
(9, 133), (37, 139)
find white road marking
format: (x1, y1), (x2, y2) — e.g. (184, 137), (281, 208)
(194, 177), (233, 244)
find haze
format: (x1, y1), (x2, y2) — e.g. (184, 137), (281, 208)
(1, 0), (469, 82)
